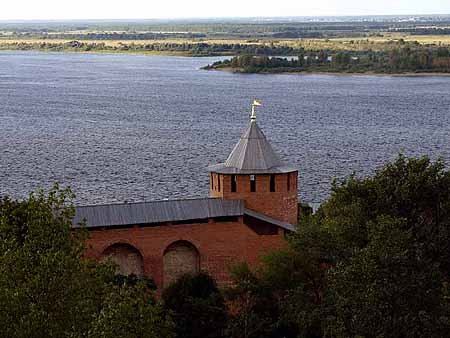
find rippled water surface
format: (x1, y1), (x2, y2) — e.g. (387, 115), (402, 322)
(1, 51), (450, 205)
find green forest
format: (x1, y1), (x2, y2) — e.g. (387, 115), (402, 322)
(0, 40), (304, 56)
(204, 46), (450, 74)
(1, 155), (450, 338)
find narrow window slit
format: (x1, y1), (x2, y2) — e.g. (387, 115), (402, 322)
(231, 175), (237, 192)
(270, 174), (276, 192)
(250, 175), (256, 192)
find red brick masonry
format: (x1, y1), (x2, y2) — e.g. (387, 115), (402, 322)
(210, 172), (299, 225)
(85, 216), (287, 289)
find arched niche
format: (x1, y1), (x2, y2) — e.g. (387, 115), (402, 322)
(163, 240), (200, 287)
(102, 243), (144, 277)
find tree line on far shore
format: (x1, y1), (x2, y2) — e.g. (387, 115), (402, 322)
(204, 46), (450, 74)
(1, 154), (450, 337)
(0, 40), (304, 56)
(2, 38), (450, 65)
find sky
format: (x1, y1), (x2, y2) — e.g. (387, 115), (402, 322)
(1, 0), (449, 21)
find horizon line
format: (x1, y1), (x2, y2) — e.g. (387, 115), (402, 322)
(1, 13), (450, 23)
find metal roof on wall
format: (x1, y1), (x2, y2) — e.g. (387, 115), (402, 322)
(72, 198), (243, 229)
(72, 197), (295, 231)
(244, 208), (295, 232)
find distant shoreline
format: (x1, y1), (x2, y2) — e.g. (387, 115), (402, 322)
(0, 47), (226, 58)
(2, 48), (450, 77)
(204, 66), (450, 77)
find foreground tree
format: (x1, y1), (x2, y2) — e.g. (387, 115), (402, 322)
(326, 216), (449, 338)
(298, 155), (450, 337)
(162, 272), (228, 338)
(315, 155), (450, 338)
(89, 281), (173, 338)
(0, 186), (174, 338)
(225, 262), (299, 338)
(227, 155), (450, 338)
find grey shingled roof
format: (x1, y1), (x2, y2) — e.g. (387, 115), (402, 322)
(244, 208), (295, 231)
(72, 197), (295, 231)
(72, 198), (243, 228)
(207, 120), (297, 174)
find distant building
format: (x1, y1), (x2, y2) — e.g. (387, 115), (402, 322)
(73, 101), (299, 288)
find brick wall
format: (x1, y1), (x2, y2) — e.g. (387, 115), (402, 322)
(102, 243), (144, 277)
(85, 218), (287, 289)
(210, 172), (299, 224)
(163, 241), (199, 286)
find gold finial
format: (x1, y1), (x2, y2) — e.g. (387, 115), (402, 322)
(251, 99), (262, 121)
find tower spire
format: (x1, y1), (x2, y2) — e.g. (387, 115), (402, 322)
(250, 99), (261, 121)
(207, 99), (299, 225)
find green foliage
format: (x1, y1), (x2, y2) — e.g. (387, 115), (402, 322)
(0, 40), (305, 57)
(326, 216), (449, 338)
(225, 262), (297, 338)
(437, 47), (450, 57)
(322, 155), (450, 267)
(208, 48), (450, 74)
(334, 52), (351, 65)
(300, 155), (450, 337)
(0, 185), (174, 338)
(162, 272), (227, 338)
(224, 220), (342, 338)
(89, 282), (174, 338)
(227, 155), (450, 338)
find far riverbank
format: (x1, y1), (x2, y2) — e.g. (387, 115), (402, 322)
(203, 54), (450, 76)
(2, 47), (450, 77)
(0, 45), (230, 57)
(204, 66), (450, 77)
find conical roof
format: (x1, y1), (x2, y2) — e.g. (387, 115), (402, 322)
(207, 120), (297, 174)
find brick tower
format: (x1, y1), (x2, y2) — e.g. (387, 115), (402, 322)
(207, 101), (299, 225)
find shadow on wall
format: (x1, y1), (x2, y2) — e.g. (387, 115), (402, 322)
(163, 240), (200, 287)
(102, 243), (144, 277)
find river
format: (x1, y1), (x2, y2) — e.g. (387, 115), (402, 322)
(1, 51), (450, 205)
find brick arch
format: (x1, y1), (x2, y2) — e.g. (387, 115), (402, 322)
(163, 240), (200, 287)
(102, 243), (144, 277)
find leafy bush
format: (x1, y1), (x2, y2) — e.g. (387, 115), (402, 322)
(162, 272), (228, 338)
(0, 185), (174, 338)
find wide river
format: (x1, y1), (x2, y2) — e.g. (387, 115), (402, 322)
(1, 51), (450, 206)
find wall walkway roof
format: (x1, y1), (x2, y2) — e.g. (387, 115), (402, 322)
(72, 197), (294, 231)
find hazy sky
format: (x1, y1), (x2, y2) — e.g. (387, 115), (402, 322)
(1, 0), (449, 21)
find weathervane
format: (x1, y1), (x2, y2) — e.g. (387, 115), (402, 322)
(251, 99), (262, 121)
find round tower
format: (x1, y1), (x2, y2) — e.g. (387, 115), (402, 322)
(207, 101), (299, 225)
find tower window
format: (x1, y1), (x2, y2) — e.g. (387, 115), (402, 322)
(211, 174), (214, 190)
(287, 173), (291, 191)
(270, 174), (276, 192)
(250, 175), (256, 192)
(218, 175), (221, 192)
(231, 175), (237, 192)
